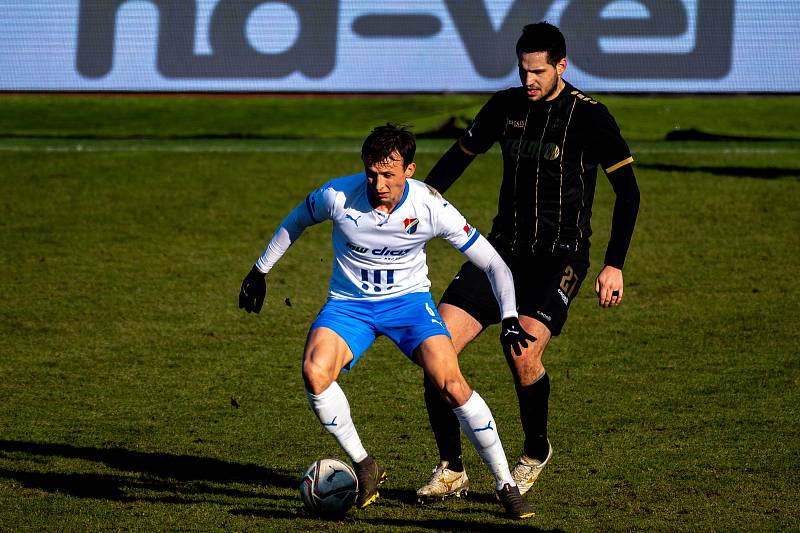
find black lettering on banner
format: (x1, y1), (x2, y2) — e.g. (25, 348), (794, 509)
(75, 0), (734, 82)
(351, 14), (441, 38)
(445, 0), (549, 79)
(561, 0), (734, 79)
(443, 0), (733, 80)
(76, 0), (339, 79)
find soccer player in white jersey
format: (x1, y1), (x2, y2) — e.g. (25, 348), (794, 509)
(238, 124), (535, 519)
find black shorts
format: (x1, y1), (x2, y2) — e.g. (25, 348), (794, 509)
(439, 252), (590, 336)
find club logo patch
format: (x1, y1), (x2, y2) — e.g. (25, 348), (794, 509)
(404, 218), (419, 234)
(462, 223), (477, 240)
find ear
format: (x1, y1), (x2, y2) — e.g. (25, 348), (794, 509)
(404, 162), (417, 178)
(557, 57), (567, 76)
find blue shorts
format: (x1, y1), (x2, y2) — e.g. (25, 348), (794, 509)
(310, 291), (450, 370)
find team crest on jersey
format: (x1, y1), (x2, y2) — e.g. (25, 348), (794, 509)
(543, 144), (561, 160)
(404, 218), (419, 234)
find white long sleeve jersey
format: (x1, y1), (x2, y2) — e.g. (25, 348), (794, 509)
(255, 174), (517, 318)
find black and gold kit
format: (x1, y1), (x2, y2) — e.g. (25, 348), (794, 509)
(426, 82), (639, 334)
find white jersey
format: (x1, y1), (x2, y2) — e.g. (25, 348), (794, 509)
(255, 173), (518, 316)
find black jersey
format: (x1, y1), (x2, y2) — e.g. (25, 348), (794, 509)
(453, 82), (634, 262)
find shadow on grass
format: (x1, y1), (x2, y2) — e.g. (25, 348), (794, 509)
(231, 507), (563, 532)
(380, 486), (501, 506)
(0, 439), (297, 503)
(637, 162), (799, 180)
(1, 440), (562, 530)
(362, 516), (563, 532)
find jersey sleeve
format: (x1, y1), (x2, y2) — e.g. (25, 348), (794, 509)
(430, 190), (518, 318)
(587, 103), (634, 174)
(458, 92), (506, 156)
(583, 105), (639, 268)
(254, 183), (334, 274)
(303, 181), (337, 223)
(430, 191), (482, 253)
(603, 162), (640, 269)
(461, 235), (518, 319)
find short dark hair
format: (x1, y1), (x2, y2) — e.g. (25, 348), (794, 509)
(516, 22), (566, 66)
(361, 123), (416, 168)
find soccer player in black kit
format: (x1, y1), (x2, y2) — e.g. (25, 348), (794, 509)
(416, 22), (640, 504)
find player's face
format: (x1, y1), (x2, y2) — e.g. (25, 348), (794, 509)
(365, 152), (416, 212)
(518, 51), (566, 102)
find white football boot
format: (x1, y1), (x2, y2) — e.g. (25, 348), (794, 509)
(511, 440), (553, 495)
(416, 461), (469, 502)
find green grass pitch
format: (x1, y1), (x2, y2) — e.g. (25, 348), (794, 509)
(0, 94), (798, 531)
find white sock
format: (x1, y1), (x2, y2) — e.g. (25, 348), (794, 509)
(306, 382), (368, 464)
(453, 390), (514, 490)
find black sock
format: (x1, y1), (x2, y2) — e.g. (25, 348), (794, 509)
(423, 374), (464, 472)
(517, 371), (550, 461)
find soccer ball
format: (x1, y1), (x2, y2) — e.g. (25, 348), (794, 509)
(298, 457), (358, 517)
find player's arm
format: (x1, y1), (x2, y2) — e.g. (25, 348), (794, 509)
(589, 102), (640, 308)
(435, 189), (534, 354)
(425, 93), (504, 194)
(604, 162), (640, 269)
(239, 193), (322, 313)
(461, 235), (536, 356)
(596, 161), (640, 308)
(424, 141), (476, 194)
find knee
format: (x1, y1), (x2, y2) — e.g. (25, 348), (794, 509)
(438, 376), (471, 407)
(529, 358), (546, 379)
(513, 350), (546, 386)
(302, 358), (335, 395)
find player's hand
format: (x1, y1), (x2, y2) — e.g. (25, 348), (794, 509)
(239, 267), (266, 313)
(595, 265), (624, 308)
(499, 317), (536, 357)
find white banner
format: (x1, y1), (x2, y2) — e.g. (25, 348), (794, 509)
(2, 0), (799, 92)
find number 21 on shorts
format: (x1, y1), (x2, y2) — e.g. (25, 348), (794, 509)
(559, 265), (579, 298)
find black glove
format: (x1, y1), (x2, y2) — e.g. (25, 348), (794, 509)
(499, 317), (536, 357)
(239, 267), (266, 313)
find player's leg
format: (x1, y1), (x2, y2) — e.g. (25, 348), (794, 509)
(505, 317), (552, 452)
(415, 335), (504, 480)
(302, 327), (368, 465)
(415, 334), (472, 405)
(380, 293), (531, 518)
(503, 317), (554, 493)
(303, 303), (386, 508)
(507, 254), (589, 494)
(419, 261), (499, 500)
(302, 326), (353, 394)
(422, 303), (482, 473)
(414, 334), (534, 519)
